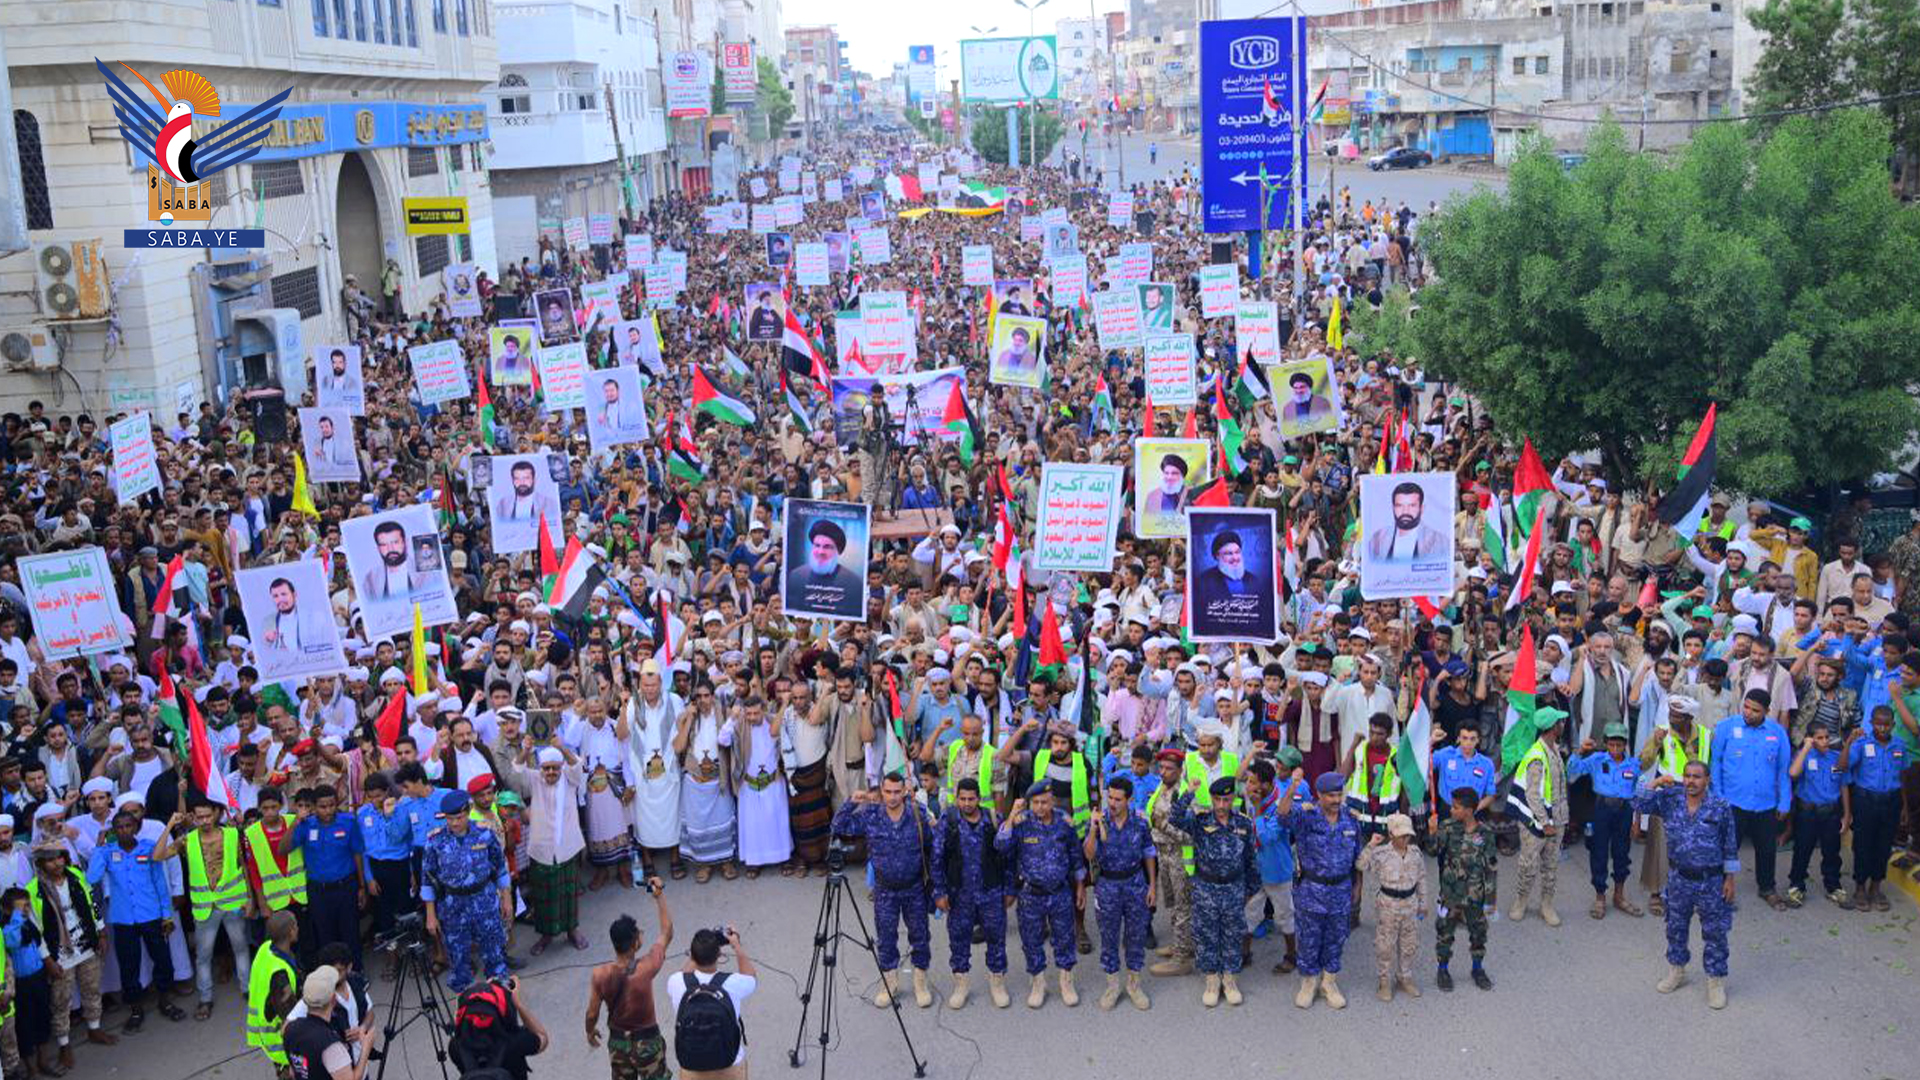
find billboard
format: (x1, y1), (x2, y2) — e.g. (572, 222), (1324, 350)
(960, 36), (1059, 102)
(666, 51), (713, 117)
(723, 43), (757, 101)
(1199, 17), (1307, 234)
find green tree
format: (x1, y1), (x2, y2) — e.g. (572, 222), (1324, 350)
(1744, 0), (1851, 122)
(1346, 285), (1420, 364)
(756, 57), (794, 137)
(969, 105), (1064, 166)
(1411, 114), (1920, 497)
(1844, 0), (1920, 193)
(712, 65), (727, 114)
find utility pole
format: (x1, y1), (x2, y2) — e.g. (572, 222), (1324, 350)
(605, 81), (635, 220)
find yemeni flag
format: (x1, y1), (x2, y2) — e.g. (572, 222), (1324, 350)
(476, 361), (497, 450)
(1656, 403), (1718, 537)
(1397, 681), (1433, 807)
(1282, 524), (1301, 597)
(373, 688), (407, 750)
(549, 536), (605, 620)
(186, 690), (239, 809)
(782, 371), (813, 434)
(942, 379), (980, 467)
(1504, 498), (1550, 611)
(1483, 490), (1512, 572)
(1500, 623), (1540, 776)
(1213, 382), (1247, 477)
(1035, 601), (1068, 682)
(692, 366), (757, 426)
(150, 554), (188, 640)
(781, 307), (830, 391)
(153, 665), (191, 752)
(1514, 439), (1553, 538)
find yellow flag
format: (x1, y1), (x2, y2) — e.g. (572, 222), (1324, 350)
(410, 604), (429, 696)
(1328, 294), (1345, 353)
(291, 452), (318, 518)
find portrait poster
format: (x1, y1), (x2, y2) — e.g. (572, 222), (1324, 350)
(21, 548), (128, 659)
(824, 231), (852, 274)
(1144, 334), (1197, 406)
(443, 263), (482, 318)
(1271, 356), (1343, 439)
(611, 319), (663, 374)
(1199, 264), (1239, 319)
(860, 190), (885, 222)
(534, 288), (579, 344)
(988, 314), (1047, 389)
(312, 344), (366, 414)
(744, 282), (787, 342)
(408, 340), (469, 405)
(962, 244), (994, 286)
(1093, 288), (1144, 351)
(1042, 222), (1078, 262)
(297, 407), (360, 483)
(765, 231), (793, 268)
(1035, 464), (1125, 573)
(1133, 437), (1212, 540)
(1136, 281), (1177, 332)
(624, 233), (655, 270)
(781, 498), (871, 622)
(583, 366), (652, 452)
(341, 504), (458, 639)
(993, 279), (1037, 318)
(1187, 507), (1280, 644)
(488, 326), (537, 386)
(1235, 300), (1281, 367)
(1359, 472), (1458, 601)
(537, 341), (589, 412)
(236, 561), (348, 683)
(487, 453), (565, 555)
(795, 242), (830, 287)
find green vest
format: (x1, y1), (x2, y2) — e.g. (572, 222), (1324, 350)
(1183, 751), (1243, 808)
(246, 943), (296, 1065)
(244, 821), (307, 910)
(0, 940), (11, 1023)
(1659, 725), (1711, 778)
(1344, 744), (1403, 821)
(26, 867), (94, 927)
(1147, 782), (1195, 875)
(945, 740), (996, 800)
(1031, 753), (1091, 834)
(186, 827), (249, 921)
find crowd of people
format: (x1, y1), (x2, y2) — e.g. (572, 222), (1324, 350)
(0, 124), (1913, 1080)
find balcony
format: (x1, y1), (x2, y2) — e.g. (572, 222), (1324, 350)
(490, 109), (617, 169)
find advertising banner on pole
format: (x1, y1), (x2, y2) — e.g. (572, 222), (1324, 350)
(1199, 17), (1307, 234)
(960, 36), (1060, 102)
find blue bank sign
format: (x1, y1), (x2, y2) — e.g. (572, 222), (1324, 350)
(198, 101), (490, 163)
(1199, 17), (1307, 235)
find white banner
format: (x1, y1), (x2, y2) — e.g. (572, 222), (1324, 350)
(1034, 464), (1125, 573)
(963, 244), (994, 286)
(1144, 334), (1197, 406)
(110, 414), (160, 501)
(1200, 263), (1239, 319)
(796, 242), (829, 286)
(22, 548), (129, 658)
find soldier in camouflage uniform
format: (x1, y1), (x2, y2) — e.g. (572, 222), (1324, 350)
(1145, 749), (1195, 976)
(1361, 813), (1427, 1001)
(1432, 786), (1498, 992)
(1633, 762), (1740, 1010)
(997, 780), (1087, 1008)
(1168, 776), (1259, 1008)
(1886, 515), (1920, 619)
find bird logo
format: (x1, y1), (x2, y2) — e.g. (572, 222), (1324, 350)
(95, 58), (291, 224)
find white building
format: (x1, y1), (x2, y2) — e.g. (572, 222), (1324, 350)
(1055, 17), (1103, 100)
(0, 0), (496, 414)
(488, 0), (672, 264)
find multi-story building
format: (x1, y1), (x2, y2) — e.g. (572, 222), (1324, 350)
(1056, 17), (1103, 101)
(783, 25), (840, 144)
(0, 0), (496, 414)
(487, 0), (671, 263)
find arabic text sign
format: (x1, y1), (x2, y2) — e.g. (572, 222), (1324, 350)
(563, 216), (588, 250)
(666, 51), (712, 117)
(624, 234), (654, 269)
(1108, 193), (1135, 228)
(111, 414), (160, 501)
(774, 195), (803, 226)
(796, 242), (829, 286)
(22, 548), (128, 659)
(1200, 263), (1240, 318)
(1035, 464), (1125, 572)
(1144, 334), (1198, 405)
(1235, 300), (1281, 366)
(856, 226), (892, 264)
(409, 340), (470, 405)
(1050, 254), (1087, 309)
(1200, 17), (1308, 234)
(644, 264), (674, 307)
(538, 342), (588, 412)
(1093, 288), (1144, 350)
(960, 36), (1060, 102)
(963, 244), (994, 286)
(1119, 242), (1154, 283)
(859, 291), (912, 355)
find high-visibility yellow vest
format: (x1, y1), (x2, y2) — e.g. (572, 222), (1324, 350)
(0, 940), (11, 1023)
(945, 740), (996, 800)
(1517, 740), (1557, 806)
(1345, 745), (1403, 821)
(26, 867), (94, 928)
(186, 827), (249, 922)
(245, 943), (296, 1065)
(1660, 725), (1711, 778)
(1031, 753), (1091, 834)
(244, 821), (307, 910)
(1147, 781), (1195, 875)
(1183, 751), (1243, 808)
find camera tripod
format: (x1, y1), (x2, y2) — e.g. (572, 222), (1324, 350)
(374, 933), (457, 1080)
(787, 870), (926, 1079)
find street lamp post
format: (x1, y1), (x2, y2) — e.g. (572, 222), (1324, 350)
(1012, 0), (1049, 168)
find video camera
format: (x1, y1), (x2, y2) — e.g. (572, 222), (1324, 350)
(373, 911), (430, 954)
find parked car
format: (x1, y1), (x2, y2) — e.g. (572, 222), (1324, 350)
(1367, 147), (1432, 171)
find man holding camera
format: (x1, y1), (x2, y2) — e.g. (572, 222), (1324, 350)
(667, 927), (756, 1080)
(585, 877), (674, 1080)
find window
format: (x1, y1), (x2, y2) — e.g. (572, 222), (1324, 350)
(1535, 56), (1549, 74)
(469, 143), (484, 171)
(252, 160), (305, 198)
(414, 234), (450, 276)
(499, 94), (531, 113)
(432, 0), (445, 32)
(1512, 56), (1526, 75)
(354, 0), (367, 38)
(13, 111), (51, 230)
(408, 147), (438, 177)
(1670, 50), (1690, 74)
(257, 0), (282, 7)
(458, 233), (472, 261)
(457, 0), (468, 34)
(334, 0), (348, 37)
(270, 266), (323, 320)
(373, 0), (385, 40)
(576, 93), (594, 110)
(448, 145), (462, 171)
(312, 0), (328, 34)
(403, 0), (416, 44)
(1456, 56), (1472, 72)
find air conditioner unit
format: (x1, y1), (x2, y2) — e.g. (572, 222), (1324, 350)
(0, 326), (57, 372)
(36, 240), (110, 320)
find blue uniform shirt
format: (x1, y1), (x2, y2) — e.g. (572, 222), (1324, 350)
(1846, 734), (1910, 794)
(1284, 801), (1364, 885)
(833, 799), (934, 891)
(86, 837), (171, 925)
(394, 792), (441, 850)
(996, 812), (1086, 892)
(929, 807), (1002, 902)
(1168, 792), (1259, 894)
(4, 910), (45, 977)
(418, 824), (509, 903)
(1709, 716), (1792, 813)
(1568, 750), (1641, 799)
(1632, 785), (1740, 874)
(357, 803), (412, 865)
(1431, 747), (1496, 806)
(1251, 792), (1297, 885)
(1089, 810), (1156, 882)
(1793, 747), (1843, 805)
(287, 812), (365, 884)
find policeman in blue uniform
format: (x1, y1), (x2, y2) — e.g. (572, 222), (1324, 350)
(930, 776), (1010, 1009)
(833, 772), (935, 1009)
(1568, 722), (1644, 918)
(420, 790), (511, 991)
(1633, 761), (1739, 1009)
(1285, 771), (1364, 1010)
(1169, 775), (1258, 1008)
(1085, 774), (1156, 1010)
(996, 779), (1085, 1008)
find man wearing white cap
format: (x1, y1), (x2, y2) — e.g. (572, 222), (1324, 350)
(623, 660), (686, 879)
(515, 743), (587, 952)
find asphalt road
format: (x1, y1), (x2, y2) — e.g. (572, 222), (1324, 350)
(141, 843), (1913, 1080)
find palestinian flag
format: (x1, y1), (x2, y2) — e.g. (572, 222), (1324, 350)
(1504, 499), (1550, 611)
(692, 366), (757, 426)
(476, 361), (497, 450)
(436, 464), (460, 530)
(781, 307), (830, 391)
(1092, 374), (1114, 432)
(150, 554), (188, 641)
(1263, 76), (1282, 117)
(899, 173), (924, 202)
(153, 665), (191, 752)
(1482, 490), (1512, 572)
(1035, 601), (1068, 682)
(722, 346), (751, 382)
(185, 689), (238, 809)
(538, 513), (559, 581)
(1514, 439), (1553, 537)
(1191, 477), (1232, 507)
(1656, 403), (1718, 537)
(549, 536), (605, 620)
(667, 412), (705, 482)
(373, 688), (407, 750)
(942, 379), (980, 467)
(1397, 683), (1433, 808)
(1181, 408), (1199, 440)
(782, 371), (813, 434)
(1282, 524), (1301, 597)
(1500, 623), (1539, 776)
(1233, 353), (1269, 409)
(1213, 382), (1247, 477)
(957, 181), (1008, 212)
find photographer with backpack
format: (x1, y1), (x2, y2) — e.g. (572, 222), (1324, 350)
(448, 976), (549, 1080)
(667, 927), (756, 1080)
